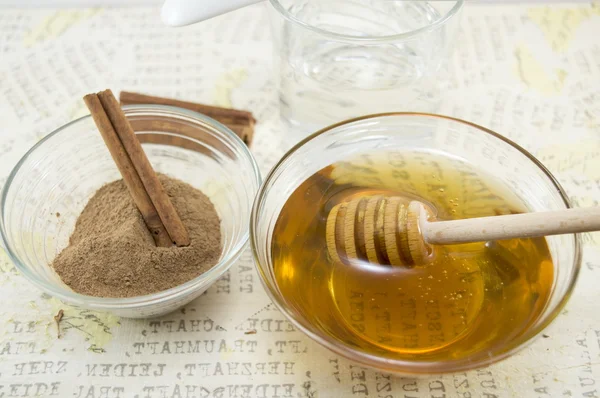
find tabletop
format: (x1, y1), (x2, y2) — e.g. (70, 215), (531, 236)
(0, 2), (599, 397)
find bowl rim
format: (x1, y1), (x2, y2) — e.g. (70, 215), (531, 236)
(0, 104), (262, 310)
(268, 0), (464, 43)
(250, 112), (581, 374)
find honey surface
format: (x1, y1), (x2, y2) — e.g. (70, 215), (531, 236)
(271, 151), (553, 361)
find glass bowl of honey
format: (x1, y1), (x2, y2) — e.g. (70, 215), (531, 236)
(251, 113), (580, 374)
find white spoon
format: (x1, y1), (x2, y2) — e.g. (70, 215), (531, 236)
(161, 0), (263, 27)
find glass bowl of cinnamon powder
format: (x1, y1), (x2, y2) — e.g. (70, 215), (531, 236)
(0, 105), (261, 318)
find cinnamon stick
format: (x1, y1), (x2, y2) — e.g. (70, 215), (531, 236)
(83, 93), (172, 247)
(97, 89), (190, 247)
(119, 91), (255, 146)
(129, 119), (235, 158)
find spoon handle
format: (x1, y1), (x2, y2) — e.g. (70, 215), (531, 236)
(162, 0), (262, 26)
(422, 206), (600, 245)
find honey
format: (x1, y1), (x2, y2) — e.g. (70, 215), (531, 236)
(271, 151), (554, 361)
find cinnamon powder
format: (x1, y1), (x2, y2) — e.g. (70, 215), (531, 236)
(51, 174), (221, 298)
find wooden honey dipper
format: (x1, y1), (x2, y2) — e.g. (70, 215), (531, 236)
(326, 195), (600, 266)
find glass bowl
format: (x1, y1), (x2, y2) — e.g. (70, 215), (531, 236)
(0, 105), (261, 318)
(251, 112), (580, 374)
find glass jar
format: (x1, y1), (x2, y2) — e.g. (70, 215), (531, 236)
(268, 0), (464, 132)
